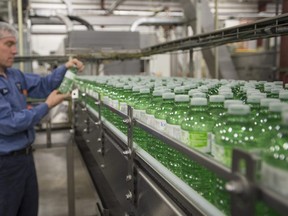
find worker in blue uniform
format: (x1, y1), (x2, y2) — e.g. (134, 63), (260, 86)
(0, 22), (84, 216)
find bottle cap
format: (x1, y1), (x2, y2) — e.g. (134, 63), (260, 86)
(132, 86), (142, 92)
(174, 86), (185, 94)
(192, 92), (206, 98)
(140, 88), (150, 94)
(190, 97), (208, 106)
(224, 100), (243, 108)
(162, 92), (175, 99)
(152, 89), (165, 96)
(246, 95), (263, 103)
(123, 85), (132, 90)
(269, 102), (284, 112)
(188, 89), (200, 96)
(116, 83), (125, 88)
(209, 95), (225, 103)
(271, 88), (281, 94)
(260, 98), (280, 107)
(219, 91), (233, 99)
(199, 86), (208, 93)
(279, 91), (288, 99)
(228, 104), (250, 115)
(175, 95), (190, 102)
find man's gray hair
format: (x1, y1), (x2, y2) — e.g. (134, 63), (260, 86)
(0, 22), (17, 39)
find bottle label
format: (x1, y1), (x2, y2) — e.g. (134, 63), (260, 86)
(65, 70), (76, 79)
(166, 124), (181, 140)
(139, 111), (147, 123)
(93, 91), (99, 100)
(108, 98), (113, 107)
(119, 102), (127, 114)
(211, 140), (232, 167)
(181, 130), (209, 153)
(261, 162), (288, 197)
(146, 114), (155, 127)
(155, 119), (166, 131)
(103, 96), (109, 105)
(112, 100), (119, 110)
(133, 109), (141, 119)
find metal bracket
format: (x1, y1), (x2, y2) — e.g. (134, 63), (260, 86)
(71, 88), (79, 99)
(227, 148), (257, 216)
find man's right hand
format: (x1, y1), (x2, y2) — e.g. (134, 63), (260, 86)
(45, 90), (70, 109)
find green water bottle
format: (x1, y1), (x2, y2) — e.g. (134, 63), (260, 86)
(208, 95), (225, 122)
(146, 89), (165, 127)
(279, 90), (288, 103)
(181, 97), (213, 153)
(165, 95), (190, 140)
(262, 109), (288, 198)
(255, 102), (284, 150)
(58, 66), (78, 93)
(211, 104), (255, 167)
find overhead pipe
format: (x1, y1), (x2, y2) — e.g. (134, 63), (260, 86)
(56, 14), (73, 32)
(106, 0), (127, 15)
(130, 17), (185, 32)
(67, 15), (94, 30)
(62, 0), (73, 15)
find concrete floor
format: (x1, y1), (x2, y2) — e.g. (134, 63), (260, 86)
(33, 130), (99, 216)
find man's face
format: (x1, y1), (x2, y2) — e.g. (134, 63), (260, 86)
(0, 36), (17, 69)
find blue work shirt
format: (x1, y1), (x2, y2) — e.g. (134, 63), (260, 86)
(0, 65), (67, 154)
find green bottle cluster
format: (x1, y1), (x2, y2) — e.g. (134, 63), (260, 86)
(74, 75), (288, 216)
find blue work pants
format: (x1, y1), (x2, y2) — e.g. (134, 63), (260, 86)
(0, 154), (38, 216)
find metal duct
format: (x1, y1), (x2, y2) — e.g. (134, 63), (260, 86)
(130, 17), (185, 32)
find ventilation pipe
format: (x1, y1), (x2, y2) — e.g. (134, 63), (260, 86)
(106, 0), (127, 15)
(130, 17), (185, 32)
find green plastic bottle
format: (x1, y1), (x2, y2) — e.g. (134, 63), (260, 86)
(165, 95), (190, 140)
(211, 104), (255, 167)
(58, 66), (78, 93)
(255, 102), (284, 150)
(145, 89), (165, 127)
(261, 109), (288, 198)
(181, 97), (213, 153)
(246, 95), (265, 120)
(152, 93), (175, 165)
(208, 95), (225, 126)
(279, 91), (288, 103)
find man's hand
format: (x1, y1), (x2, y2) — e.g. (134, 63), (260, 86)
(45, 90), (70, 109)
(65, 58), (85, 72)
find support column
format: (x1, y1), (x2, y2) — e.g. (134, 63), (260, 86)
(280, 0), (288, 83)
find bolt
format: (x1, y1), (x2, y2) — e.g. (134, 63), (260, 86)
(123, 150), (131, 156)
(125, 191), (133, 200)
(123, 119), (130, 124)
(126, 175), (132, 182)
(225, 180), (244, 194)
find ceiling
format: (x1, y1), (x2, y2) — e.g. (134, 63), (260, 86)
(0, 0), (281, 29)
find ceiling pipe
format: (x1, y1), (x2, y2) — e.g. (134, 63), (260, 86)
(106, 0), (127, 15)
(56, 14), (73, 32)
(130, 17), (186, 32)
(62, 0), (73, 15)
(67, 15), (94, 30)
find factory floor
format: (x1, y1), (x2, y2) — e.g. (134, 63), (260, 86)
(33, 129), (99, 216)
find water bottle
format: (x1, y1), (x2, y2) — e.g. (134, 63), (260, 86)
(58, 66), (78, 93)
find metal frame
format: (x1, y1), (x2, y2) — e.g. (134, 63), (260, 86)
(79, 96), (288, 216)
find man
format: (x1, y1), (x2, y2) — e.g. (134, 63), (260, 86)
(0, 22), (84, 215)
